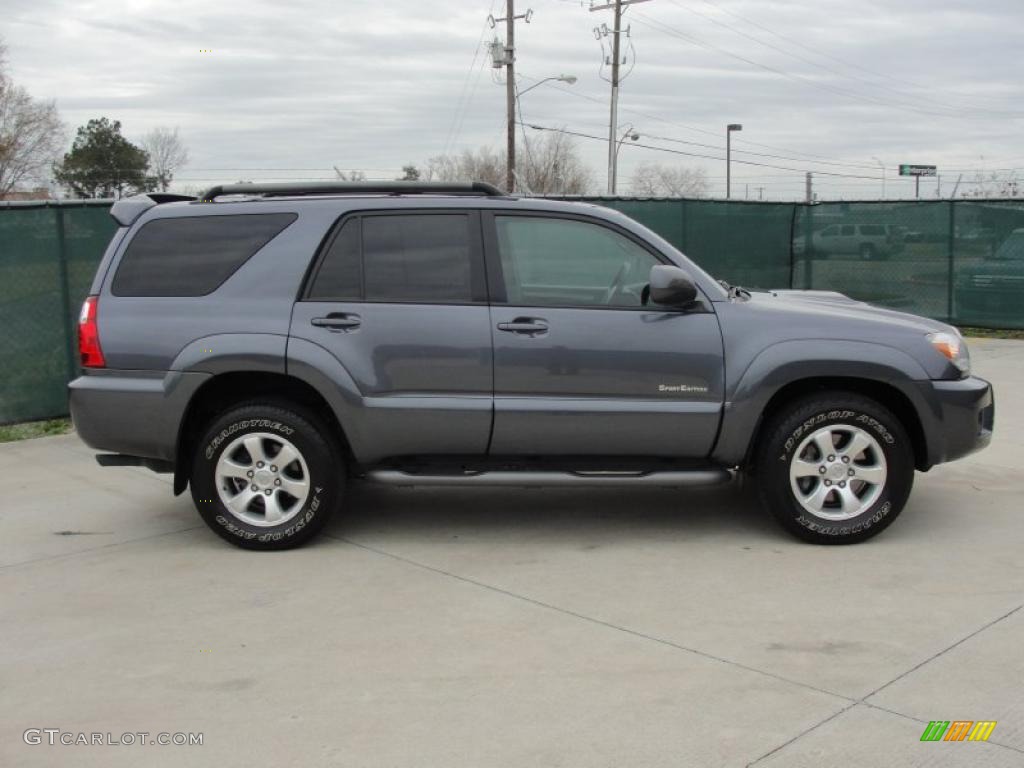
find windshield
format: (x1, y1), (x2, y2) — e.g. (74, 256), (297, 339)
(994, 232), (1024, 260)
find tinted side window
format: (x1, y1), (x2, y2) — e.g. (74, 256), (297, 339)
(112, 213), (296, 296)
(308, 219), (361, 300)
(495, 216), (659, 308)
(362, 214), (473, 302)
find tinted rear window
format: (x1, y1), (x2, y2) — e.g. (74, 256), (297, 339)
(362, 215), (473, 302)
(307, 213), (476, 303)
(307, 219), (361, 300)
(112, 213), (297, 296)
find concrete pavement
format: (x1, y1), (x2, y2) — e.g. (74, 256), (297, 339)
(2, 339), (1022, 767)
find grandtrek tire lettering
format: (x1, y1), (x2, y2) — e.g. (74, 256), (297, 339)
(205, 420), (295, 459)
(192, 403), (342, 551)
(757, 393), (913, 545)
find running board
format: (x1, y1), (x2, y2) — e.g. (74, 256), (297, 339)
(365, 469), (732, 488)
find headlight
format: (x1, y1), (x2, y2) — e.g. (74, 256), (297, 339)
(928, 332), (970, 375)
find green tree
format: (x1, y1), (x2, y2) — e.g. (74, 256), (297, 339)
(399, 164), (420, 181)
(53, 118), (153, 198)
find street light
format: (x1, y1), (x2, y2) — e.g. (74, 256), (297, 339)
(872, 156), (888, 201)
(513, 75), (577, 192)
(611, 124), (640, 195)
(726, 123), (742, 199)
(517, 74), (577, 98)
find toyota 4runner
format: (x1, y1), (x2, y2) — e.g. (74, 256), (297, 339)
(69, 182), (994, 549)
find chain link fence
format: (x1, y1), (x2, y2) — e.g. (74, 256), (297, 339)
(1, 197), (1022, 425)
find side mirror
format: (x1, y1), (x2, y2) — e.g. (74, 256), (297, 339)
(648, 265), (698, 306)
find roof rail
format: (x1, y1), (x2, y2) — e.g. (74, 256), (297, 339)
(197, 181), (506, 201)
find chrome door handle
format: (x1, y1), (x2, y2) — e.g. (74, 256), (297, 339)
(497, 318), (548, 335)
(311, 313), (361, 331)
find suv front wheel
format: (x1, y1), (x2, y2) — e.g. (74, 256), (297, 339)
(756, 393), (914, 544)
(190, 402), (343, 549)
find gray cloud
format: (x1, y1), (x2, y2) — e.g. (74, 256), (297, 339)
(4, 0), (1022, 198)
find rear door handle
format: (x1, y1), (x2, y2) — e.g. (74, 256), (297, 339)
(497, 317), (548, 335)
(311, 313), (361, 331)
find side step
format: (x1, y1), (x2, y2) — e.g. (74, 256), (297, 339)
(365, 469), (732, 488)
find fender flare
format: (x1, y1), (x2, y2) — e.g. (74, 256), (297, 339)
(169, 334), (366, 493)
(713, 339), (935, 467)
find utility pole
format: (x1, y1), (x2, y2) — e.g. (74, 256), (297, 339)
(505, 1), (516, 194)
(591, 0), (650, 194)
(726, 123), (742, 198)
(805, 172), (813, 204)
(489, 3), (533, 193)
(757, 186), (765, 201)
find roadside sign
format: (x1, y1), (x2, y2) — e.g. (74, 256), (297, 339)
(899, 164), (937, 177)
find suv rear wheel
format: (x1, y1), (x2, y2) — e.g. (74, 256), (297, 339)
(756, 392), (914, 544)
(190, 402), (343, 550)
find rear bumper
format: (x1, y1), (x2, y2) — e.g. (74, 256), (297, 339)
(69, 369), (210, 462)
(920, 375), (994, 466)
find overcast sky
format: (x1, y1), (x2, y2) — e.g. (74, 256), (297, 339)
(4, 0), (1023, 200)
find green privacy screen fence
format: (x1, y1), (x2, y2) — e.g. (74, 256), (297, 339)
(1, 197), (1022, 424)
(573, 197), (1024, 328)
(1, 201), (117, 424)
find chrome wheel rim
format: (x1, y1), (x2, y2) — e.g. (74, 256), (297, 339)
(215, 432), (310, 527)
(789, 425), (887, 521)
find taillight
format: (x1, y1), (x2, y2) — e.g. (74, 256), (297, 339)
(78, 295), (106, 368)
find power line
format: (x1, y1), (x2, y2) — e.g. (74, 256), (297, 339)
(631, 11), (1010, 121)
(520, 121), (885, 179)
(697, 0), (1022, 111)
(443, 0), (499, 156)
(669, 0), (1024, 118)
(516, 72), (901, 170)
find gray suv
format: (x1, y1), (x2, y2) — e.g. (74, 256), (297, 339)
(70, 182), (994, 549)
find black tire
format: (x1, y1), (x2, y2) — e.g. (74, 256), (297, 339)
(755, 392), (914, 544)
(190, 402), (343, 550)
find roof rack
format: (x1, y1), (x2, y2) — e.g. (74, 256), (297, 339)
(197, 181), (506, 202)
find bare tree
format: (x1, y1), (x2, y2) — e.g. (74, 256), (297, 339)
(0, 38), (65, 196)
(424, 146), (505, 188)
(140, 126), (189, 192)
(630, 163), (709, 198)
(518, 132), (594, 195)
(962, 170), (1021, 199)
(333, 167), (366, 182)
(424, 134), (594, 195)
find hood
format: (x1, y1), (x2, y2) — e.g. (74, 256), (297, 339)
(748, 289), (954, 335)
(724, 288), (962, 382)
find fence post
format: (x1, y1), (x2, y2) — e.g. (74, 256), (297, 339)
(53, 205), (77, 384)
(788, 203), (797, 289)
(801, 203), (814, 289)
(679, 199), (688, 252)
(947, 200), (956, 324)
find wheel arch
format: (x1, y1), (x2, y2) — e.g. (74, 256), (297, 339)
(173, 371), (353, 494)
(744, 376), (929, 473)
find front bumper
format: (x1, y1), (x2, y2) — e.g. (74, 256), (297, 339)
(923, 375), (994, 466)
